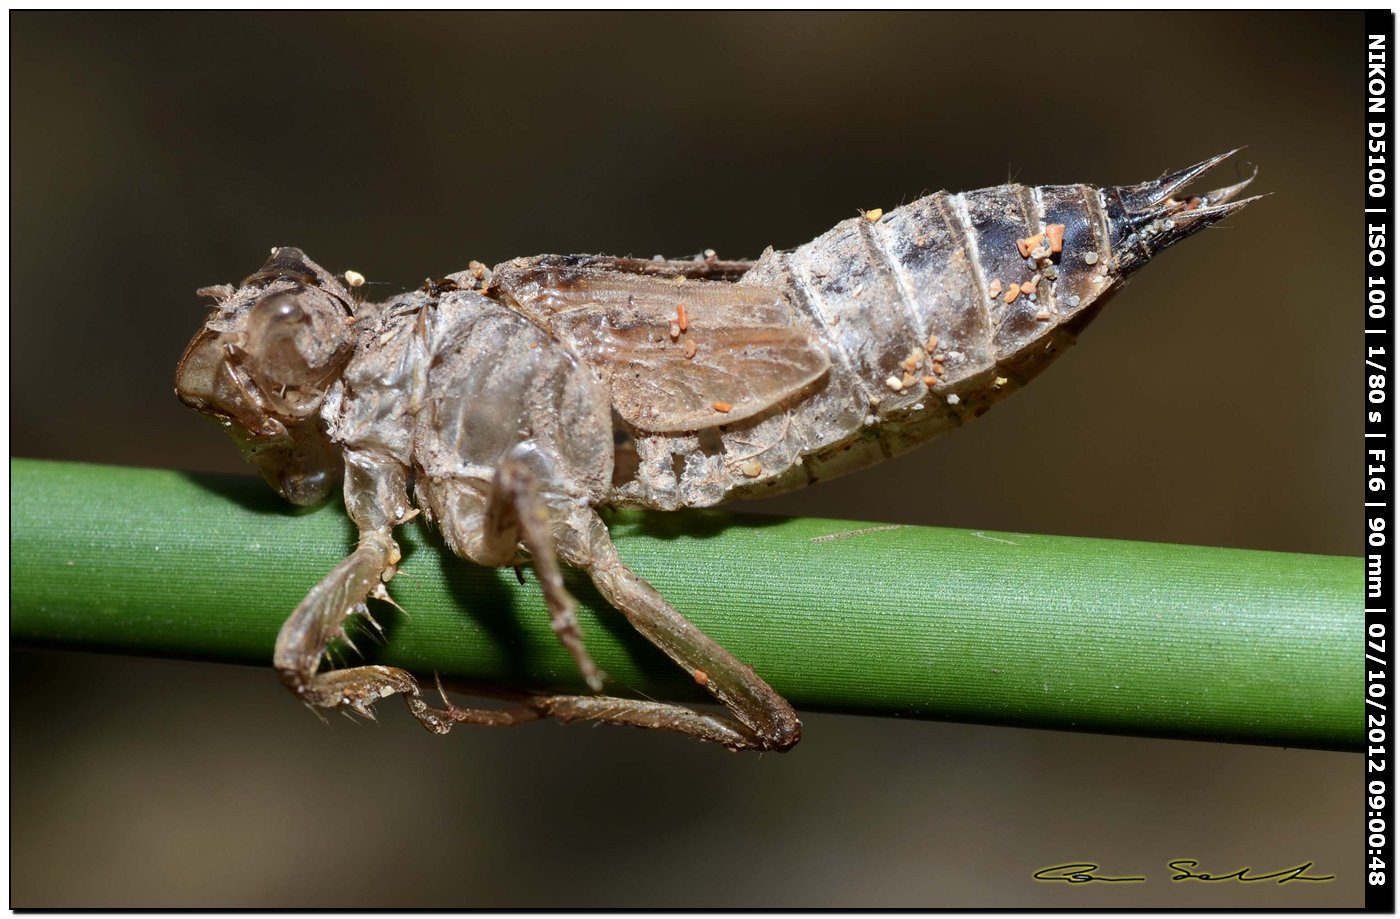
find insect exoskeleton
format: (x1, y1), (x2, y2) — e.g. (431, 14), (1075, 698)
(488, 151), (1256, 513)
(175, 151), (1256, 751)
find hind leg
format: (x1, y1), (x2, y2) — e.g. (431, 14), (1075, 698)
(505, 508), (802, 751)
(421, 446), (602, 692)
(424, 448), (800, 751)
(557, 509), (801, 751)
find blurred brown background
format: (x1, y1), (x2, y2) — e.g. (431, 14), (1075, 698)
(11, 11), (1361, 907)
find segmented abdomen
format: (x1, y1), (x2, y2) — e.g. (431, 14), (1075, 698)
(732, 183), (1118, 497)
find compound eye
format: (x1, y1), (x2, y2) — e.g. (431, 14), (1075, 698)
(249, 292), (307, 330)
(243, 289), (329, 395)
(235, 282), (352, 419)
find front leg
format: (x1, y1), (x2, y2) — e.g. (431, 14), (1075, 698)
(273, 451), (454, 733)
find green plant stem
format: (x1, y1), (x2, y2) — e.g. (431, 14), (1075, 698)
(11, 458), (1361, 750)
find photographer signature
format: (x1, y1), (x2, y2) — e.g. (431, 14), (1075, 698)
(1034, 860), (1335, 885)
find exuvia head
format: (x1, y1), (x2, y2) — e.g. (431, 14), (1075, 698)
(175, 247), (356, 505)
(1104, 149), (1261, 275)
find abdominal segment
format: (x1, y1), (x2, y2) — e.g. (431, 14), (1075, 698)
(600, 183), (1116, 509)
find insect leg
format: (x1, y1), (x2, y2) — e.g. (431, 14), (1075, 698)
(273, 452), (455, 733)
(422, 452), (798, 750)
(485, 451), (605, 692)
(511, 694), (770, 749)
(426, 681), (757, 747)
(555, 509), (802, 752)
(427, 446), (603, 692)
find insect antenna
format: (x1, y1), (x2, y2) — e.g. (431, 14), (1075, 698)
(195, 284), (235, 304)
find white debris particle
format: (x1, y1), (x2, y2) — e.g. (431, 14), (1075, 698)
(885, 375), (904, 391)
(912, 402), (925, 411)
(344, 269), (366, 288)
(1083, 252), (1099, 265)
(946, 394), (961, 405)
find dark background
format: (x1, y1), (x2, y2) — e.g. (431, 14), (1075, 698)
(12, 11), (1360, 907)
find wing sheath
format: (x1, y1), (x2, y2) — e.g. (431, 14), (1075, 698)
(491, 257), (830, 432)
